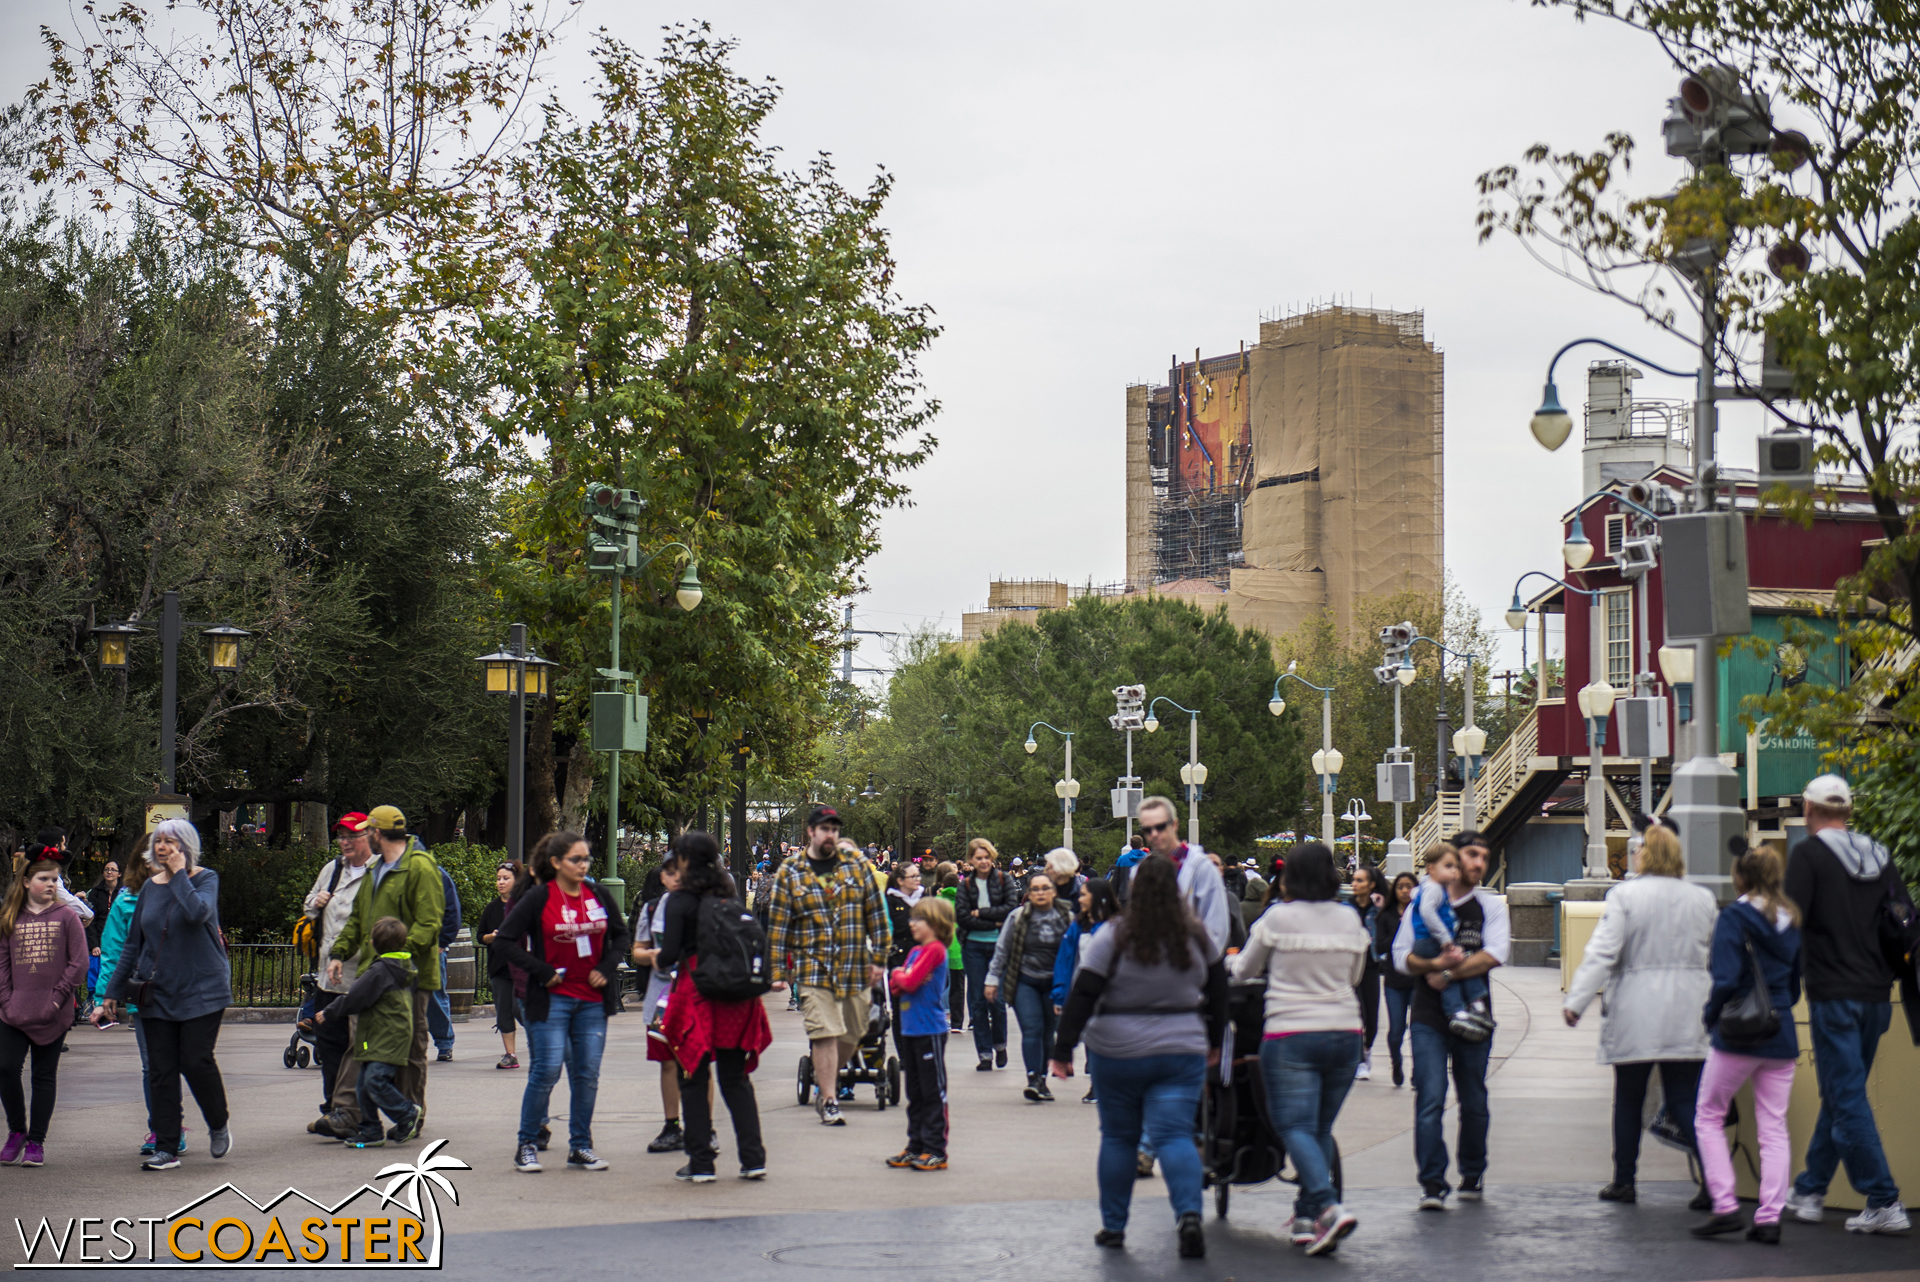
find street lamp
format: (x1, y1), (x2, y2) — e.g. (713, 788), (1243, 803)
(1342, 797), (1371, 864)
(475, 625), (559, 867)
(1408, 634), (1482, 831)
(1577, 680), (1619, 879)
(1658, 643), (1696, 737)
(93, 621), (139, 671)
(1273, 662), (1340, 847)
(1146, 697), (1205, 847)
(1025, 721), (1075, 851)
(1524, 338), (1697, 454)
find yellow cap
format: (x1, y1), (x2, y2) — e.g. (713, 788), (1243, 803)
(368, 804), (407, 834)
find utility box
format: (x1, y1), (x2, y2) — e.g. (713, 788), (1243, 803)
(1110, 784), (1142, 820)
(1376, 760), (1415, 804)
(1616, 697), (1670, 758)
(1661, 511), (1752, 639)
(592, 691), (649, 752)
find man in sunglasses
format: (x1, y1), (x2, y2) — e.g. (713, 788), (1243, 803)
(1135, 796), (1232, 955)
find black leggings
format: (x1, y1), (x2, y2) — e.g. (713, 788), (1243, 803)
(1612, 1060), (1702, 1186)
(143, 1011), (229, 1150)
(680, 1050), (765, 1175)
(492, 978), (518, 1035)
(1356, 964), (1380, 1053)
(0, 1022), (63, 1143)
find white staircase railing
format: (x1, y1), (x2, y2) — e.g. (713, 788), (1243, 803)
(1404, 707), (1542, 868)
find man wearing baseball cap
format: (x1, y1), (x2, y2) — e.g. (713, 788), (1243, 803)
(302, 813), (377, 1134)
(326, 805), (445, 1130)
(765, 806), (888, 1127)
(1781, 775), (1909, 1234)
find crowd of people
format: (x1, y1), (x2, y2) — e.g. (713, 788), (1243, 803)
(0, 769), (1912, 1261)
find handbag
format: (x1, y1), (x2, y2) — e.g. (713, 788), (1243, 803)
(1717, 934), (1779, 1048)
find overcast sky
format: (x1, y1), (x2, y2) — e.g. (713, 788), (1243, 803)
(3, 0), (1782, 681)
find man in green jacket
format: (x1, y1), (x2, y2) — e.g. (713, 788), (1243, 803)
(327, 805), (445, 1115)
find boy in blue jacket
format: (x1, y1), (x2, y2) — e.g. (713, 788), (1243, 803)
(886, 897), (953, 1172)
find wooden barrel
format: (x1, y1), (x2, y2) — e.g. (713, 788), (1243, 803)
(444, 927), (477, 1021)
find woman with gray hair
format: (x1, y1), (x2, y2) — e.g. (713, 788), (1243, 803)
(101, 819), (232, 1171)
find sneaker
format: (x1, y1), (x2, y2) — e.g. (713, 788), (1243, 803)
(1647, 1110), (1692, 1153)
(535, 1125), (551, 1152)
(496, 1054), (520, 1070)
(675, 1164), (718, 1183)
(1, 1132), (24, 1164)
(1176, 1211), (1206, 1259)
(1033, 1078), (1054, 1102)
(1418, 1187), (1448, 1211)
(309, 1114), (349, 1141)
(1597, 1182), (1636, 1203)
(1448, 1011), (1493, 1043)
(647, 1120), (686, 1153)
(1689, 1187), (1713, 1212)
(838, 1085), (855, 1101)
(909, 1152), (947, 1171)
(1290, 1217), (1316, 1246)
(1305, 1203), (1356, 1256)
(21, 1141), (44, 1168)
(1023, 1077), (1041, 1102)
(975, 1056), (994, 1073)
(820, 1100), (846, 1127)
(1845, 1202), (1910, 1234)
(389, 1109), (423, 1144)
(739, 1166), (767, 1180)
(435, 1049), (453, 1062)
(514, 1142), (542, 1173)
(994, 1045), (1008, 1068)
(1457, 1176), (1483, 1201)
(141, 1153), (181, 1171)
(567, 1148), (610, 1171)
(346, 1135), (386, 1149)
(210, 1127), (231, 1159)
(1391, 1056), (1404, 1088)
(886, 1149), (918, 1169)
(1746, 1221), (1781, 1244)
(1135, 1150), (1156, 1179)
(1093, 1229), (1125, 1249)
(140, 1134), (158, 1156)
(174, 1135), (189, 1155)
(1784, 1189), (1825, 1223)
(1082, 1086), (1097, 1104)
(1354, 1059), (1371, 1081)
(1690, 1211), (1745, 1237)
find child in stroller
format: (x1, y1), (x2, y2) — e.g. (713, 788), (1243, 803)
(283, 972), (321, 1068)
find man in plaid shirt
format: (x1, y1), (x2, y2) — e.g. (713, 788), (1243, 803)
(768, 806), (888, 1127)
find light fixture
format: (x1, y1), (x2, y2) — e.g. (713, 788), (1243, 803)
(1144, 715), (1160, 733)
(860, 774), (879, 800)
(92, 621), (140, 671)
(1395, 656), (1416, 687)
(523, 652), (558, 697)
(1657, 644), (1695, 685)
(1054, 778), (1081, 799)
(1505, 590), (1528, 631)
(202, 624), (252, 675)
(1268, 696), (1285, 717)
(1531, 381), (1573, 451)
(1312, 749), (1327, 775)
(1563, 520), (1595, 570)
(1453, 725), (1487, 758)
(1580, 681), (1618, 720)
(1324, 748), (1343, 776)
(1023, 735), (1038, 754)
(674, 562), (704, 611)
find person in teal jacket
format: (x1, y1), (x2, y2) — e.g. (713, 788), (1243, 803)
(1051, 878), (1118, 1103)
(95, 838), (184, 1158)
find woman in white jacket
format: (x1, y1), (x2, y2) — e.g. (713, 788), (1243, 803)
(1563, 825), (1717, 1204)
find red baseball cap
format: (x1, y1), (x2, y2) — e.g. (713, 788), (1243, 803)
(333, 812), (372, 834)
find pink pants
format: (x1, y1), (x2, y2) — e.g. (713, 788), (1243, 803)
(1695, 1047), (1795, 1223)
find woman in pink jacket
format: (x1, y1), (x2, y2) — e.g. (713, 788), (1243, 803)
(0, 858), (90, 1167)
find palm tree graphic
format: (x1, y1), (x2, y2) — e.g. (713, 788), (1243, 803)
(375, 1139), (471, 1266)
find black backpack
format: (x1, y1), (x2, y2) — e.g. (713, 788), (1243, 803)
(693, 896), (773, 1002)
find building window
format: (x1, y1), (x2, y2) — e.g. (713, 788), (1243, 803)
(1604, 590), (1633, 688)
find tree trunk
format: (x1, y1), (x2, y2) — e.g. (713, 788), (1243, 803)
(560, 737), (596, 833)
(302, 737), (331, 849)
(528, 696), (561, 841)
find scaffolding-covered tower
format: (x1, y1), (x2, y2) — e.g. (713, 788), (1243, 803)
(1124, 305), (1444, 640)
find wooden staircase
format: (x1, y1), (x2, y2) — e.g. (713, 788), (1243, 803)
(1405, 707), (1565, 881)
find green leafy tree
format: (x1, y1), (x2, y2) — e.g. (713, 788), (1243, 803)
(485, 28), (938, 840)
(1476, 0), (1918, 771)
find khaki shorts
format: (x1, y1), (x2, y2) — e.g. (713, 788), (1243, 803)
(798, 986), (869, 1046)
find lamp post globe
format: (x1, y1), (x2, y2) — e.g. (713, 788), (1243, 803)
(1024, 735), (1038, 755)
(1395, 658), (1416, 687)
(1531, 381), (1574, 450)
(1563, 521), (1595, 571)
(1268, 696), (1285, 717)
(1505, 591), (1529, 631)
(674, 562), (704, 611)
(1325, 748), (1343, 776)
(1144, 715), (1160, 734)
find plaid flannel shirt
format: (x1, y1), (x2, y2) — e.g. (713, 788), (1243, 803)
(766, 849), (888, 995)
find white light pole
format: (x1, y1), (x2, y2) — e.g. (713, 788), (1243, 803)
(1577, 681), (1619, 877)
(1342, 797), (1371, 865)
(1408, 635), (1482, 832)
(1146, 697), (1204, 848)
(1272, 662), (1340, 847)
(1024, 722), (1075, 851)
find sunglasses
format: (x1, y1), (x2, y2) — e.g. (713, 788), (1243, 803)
(496, 863), (517, 873)
(1140, 820), (1175, 836)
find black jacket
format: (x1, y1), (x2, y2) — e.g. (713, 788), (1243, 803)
(477, 898), (513, 977)
(1784, 831), (1895, 1003)
(954, 870), (1019, 937)
(1376, 902), (1414, 991)
(495, 881), (631, 1024)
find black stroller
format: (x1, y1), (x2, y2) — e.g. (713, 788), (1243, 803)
(796, 985), (901, 1110)
(1199, 982), (1341, 1218)
(282, 972), (321, 1069)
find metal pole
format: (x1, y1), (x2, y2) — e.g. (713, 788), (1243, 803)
(1434, 652), (1448, 797)
(605, 579), (622, 887)
(1392, 682), (1404, 843)
(1461, 657), (1477, 833)
(160, 590), (179, 794)
(1386, 679), (1409, 873)
(1320, 691), (1335, 848)
(1586, 593), (1609, 877)
(1063, 736), (1074, 852)
(507, 623), (526, 867)
(1124, 730), (1134, 845)
(1188, 714), (1199, 848)
(1638, 572), (1653, 816)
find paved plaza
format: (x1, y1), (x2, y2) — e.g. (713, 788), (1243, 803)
(6, 968), (1914, 1280)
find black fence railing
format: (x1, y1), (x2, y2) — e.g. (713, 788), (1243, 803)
(227, 946), (496, 1008)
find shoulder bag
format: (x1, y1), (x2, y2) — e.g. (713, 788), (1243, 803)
(1717, 932), (1779, 1048)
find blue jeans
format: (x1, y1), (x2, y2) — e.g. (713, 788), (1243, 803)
(427, 986), (454, 1053)
(1089, 1051), (1205, 1232)
(1794, 1000), (1899, 1208)
(1410, 1021), (1492, 1193)
(1382, 987), (1412, 1066)
(518, 995), (607, 1151)
(355, 1061), (415, 1140)
(1262, 1031), (1362, 1219)
(1011, 978), (1056, 1080)
(961, 937), (1006, 1058)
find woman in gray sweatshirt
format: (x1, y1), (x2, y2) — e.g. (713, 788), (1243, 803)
(1230, 843), (1370, 1256)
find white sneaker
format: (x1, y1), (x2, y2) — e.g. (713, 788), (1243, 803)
(1305, 1203), (1357, 1255)
(1354, 1059), (1371, 1081)
(1289, 1217), (1315, 1246)
(1845, 1202), (1910, 1234)
(1784, 1190), (1824, 1223)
